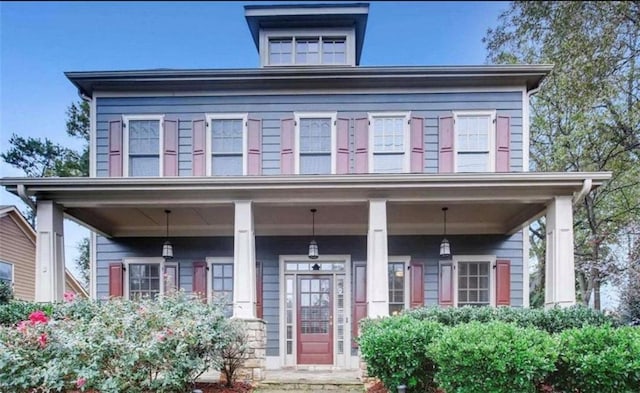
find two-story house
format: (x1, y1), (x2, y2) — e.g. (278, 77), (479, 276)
(1, 3), (610, 373)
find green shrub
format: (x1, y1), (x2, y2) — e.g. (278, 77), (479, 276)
(550, 326), (640, 393)
(430, 321), (557, 393)
(0, 301), (54, 326)
(0, 291), (236, 393)
(359, 315), (443, 392)
(405, 304), (618, 333)
(0, 282), (12, 305)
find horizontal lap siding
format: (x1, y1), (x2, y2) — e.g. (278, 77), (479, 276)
(0, 216), (35, 301)
(95, 92), (523, 176)
(97, 232), (523, 356)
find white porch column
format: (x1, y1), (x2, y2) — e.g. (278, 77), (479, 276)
(35, 200), (65, 302)
(233, 200), (257, 319)
(545, 196), (576, 308)
(367, 199), (389, 318)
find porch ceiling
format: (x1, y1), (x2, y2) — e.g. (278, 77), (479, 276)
(1, 172), (610, 237)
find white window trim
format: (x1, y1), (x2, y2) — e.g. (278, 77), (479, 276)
(122, 115), (165, 177)
(0, 260), (14, 285)
(205, 113), (248, 176)
(122, 257), (177, 300)
(294, 112), (337, 175)
(206, 256), (234, 304)
(452, 255), (497, 307)
(368, 112), (411, 173)
(388, 255), (411, 313)
(452, 110), (496, 173)
(260, 27), (356, 67)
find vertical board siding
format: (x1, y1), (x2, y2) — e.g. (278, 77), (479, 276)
(95, 92), (523, 176)
(97, 232), (523, 356)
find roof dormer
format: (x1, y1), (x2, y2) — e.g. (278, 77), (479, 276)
(244, 3), (369, 67)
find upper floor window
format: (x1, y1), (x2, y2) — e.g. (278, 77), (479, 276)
(0, 261), (12, 287)
(124, 258), (178, 300)
(262, 27), (353, 67)
(369, 113), (410, 173)
(295, 113), (336, 174)
(206, 114), (247, 176)
(123, 115), (164, 177)
(207, 257), (233, 317)
(454, 112), (495, 173)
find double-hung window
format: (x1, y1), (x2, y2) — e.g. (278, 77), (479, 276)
(452, 256), (495, 307)
(295, 113), (336, 174)
(124, 258), (178, 300)
(454, 111), (495, 172)
(124, 115), (164, 177)
(207, 114), (247, 176)
(387, 256), (410, 315)
(207, 257), (234, 317)
(0, 261), (12, 287)
(369, 113), (410, 173)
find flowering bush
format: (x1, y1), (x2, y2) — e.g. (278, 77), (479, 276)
(0, 291), (235, 393)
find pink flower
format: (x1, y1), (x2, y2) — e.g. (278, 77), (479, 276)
(28, 310), (49, 325)
(76, 377), (86, 388)
(155, 332), (166, 341)
(38, 333), (48, 348)
(16, 321), (28, 334)
(63, 291), (76, 302)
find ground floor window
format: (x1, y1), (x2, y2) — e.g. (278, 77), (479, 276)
(207, 257), (234, 317)
(124, 258), (178, 299)
(0, 261), (12, 287)
(387, 256), (411, 315)
(452, 256), (495, 307)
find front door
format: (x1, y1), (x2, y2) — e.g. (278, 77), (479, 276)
(297, 275), (333, 364)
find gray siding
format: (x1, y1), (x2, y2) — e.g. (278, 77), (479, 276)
(96, 232), (523, 357)
(95, 91), (523, 176)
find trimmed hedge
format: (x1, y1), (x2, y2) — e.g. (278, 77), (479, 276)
(430, 321), (557, 393)
(404, 304), (619, 333)
(550, 326), (640, 393)
(359, 316), (443, 392)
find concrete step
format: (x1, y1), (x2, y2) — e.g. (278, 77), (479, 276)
(255, 381), (365, 392)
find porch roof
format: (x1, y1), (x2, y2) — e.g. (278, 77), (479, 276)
(1, 172), (610, 237)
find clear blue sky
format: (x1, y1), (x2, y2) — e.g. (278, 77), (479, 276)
(0, 1), (508, 278)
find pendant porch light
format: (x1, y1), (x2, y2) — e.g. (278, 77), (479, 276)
(439, 207), (451, 259)
(308, 209), (319, 260)
(162, 209), (174, 260)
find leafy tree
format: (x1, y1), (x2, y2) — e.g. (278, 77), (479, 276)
(75, 237), (90, 288)
(1, 100), (91, 289)
(485, 1), (640, 309)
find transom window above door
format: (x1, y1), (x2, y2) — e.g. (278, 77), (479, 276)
(295, 113), (336, 175)
(369, 113), (410, 173)
(206, 114), (248, 176)
(454, 112), (495, 172)
(123, 116), (164, 177)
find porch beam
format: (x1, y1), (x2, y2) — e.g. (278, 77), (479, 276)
(35, 200), (65, 302)
(545, 196), (575, 308)
(367, 199), (389, 318)
(233, 200), (257, 319)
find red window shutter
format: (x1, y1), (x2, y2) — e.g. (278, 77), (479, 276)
(192, 261), (207, 302)
(163, 118), (178, 176)
(192, 118), (206, 176)
(256, 260), (263, 319)
(410, 259), (425, 309)
(439, 115), (454, 173)
(496, 259), (511, 306)
(108, 262), (123, 298)
(496, 116), (511, 172)
(439, 261), (454, 307)
(410, 116), (425, 173)
(354, 117), (369, 174)
(280, 118), (295, 175)
(336, 118), (350, 174)
(352, 262), (367, 348)
(247, 118), (262, 176)
(108, 120), (123, 177)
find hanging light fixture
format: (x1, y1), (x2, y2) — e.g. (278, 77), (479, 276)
(162, 209), (174, 260)
(308, 208), (319, 260)
(439, 207), (451, 259)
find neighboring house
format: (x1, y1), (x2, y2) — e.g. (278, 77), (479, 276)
(1, 3), (610, 372)
(0, 206), (88, 300)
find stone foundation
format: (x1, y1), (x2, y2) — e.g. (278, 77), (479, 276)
(235, 318), (266, 383)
